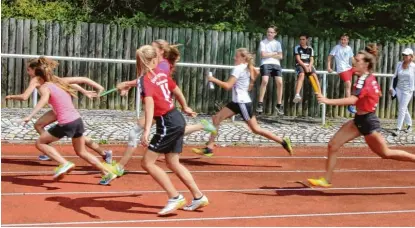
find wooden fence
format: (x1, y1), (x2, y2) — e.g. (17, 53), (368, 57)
(1, 18), (414, 119)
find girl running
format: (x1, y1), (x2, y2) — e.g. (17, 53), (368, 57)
(22, 57), (117, 185)
(6, 58), (113, 163)
(192, 48), (293, 157)
(110, 40), (216, 177)
(308, 50), (415, 187)
(122, 45), (208, 215)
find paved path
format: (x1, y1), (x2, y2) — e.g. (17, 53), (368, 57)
(1, 108), (414, 146)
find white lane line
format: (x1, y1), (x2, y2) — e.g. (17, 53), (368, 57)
(0, 155), (382, 159)
(3, 209), (415, 226)
(2, 169), (415, 175)
(3, 186), (415, 196)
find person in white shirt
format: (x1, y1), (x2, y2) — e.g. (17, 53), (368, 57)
(192, 48), (292, 157)
(256, 26), (284, 115)
(389, 48), (415, 136)
(327, 34), (356, 113)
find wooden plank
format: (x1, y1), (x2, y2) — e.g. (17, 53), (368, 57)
(215, 31), (225, 110)
(108, 24), (117, 110)
(52, 22), (60, 79)
(78, 22), (89, 109)
(250, 33), (261, 110)
(174, 28), (185, 94)
(122, 27), (131, 110)
(139, 27), (146, 47)
(14, 19), (24, 108)
(37, 20), (46, 55)
(72, 22), (81, 108)
(95, 23), (104, 109)
(45, 21), (53, 57)
(66, 22), (74, 77)
(222, 31), (231, 108)
(115, 26), (125, 109)
(7, 18), (16, 108)
(310, 36), (319, 117)
(21, 19), (31, 108)
(100, 24), (111, 109)
(86, 23), (96, 109)
(166, 27), (173, 43)
(182, 28), (192, 104)
(59, 22), (66, 78)
(228, 31), (238, 104)
(152, 27), (159, 41)
(128, 28), (139, 111)
(145, 27), (152, 44)
(196, 30), (205, 112)
(202, 30), (212, 113)
(391, 42), (400, 119)
(381, 43), (389, 118)
(278, 35), (288, 116)
(209, 31), (219, 113)
(1, 19), (9, 107)
(286, 36), (295, 117)
(159, 27), (166, 41)
(326, 39), (335, 117)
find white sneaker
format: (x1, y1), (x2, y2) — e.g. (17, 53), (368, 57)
(158, 194), (186, 215)
(293, 94), (302, 103)
(183, 195), (209, 211)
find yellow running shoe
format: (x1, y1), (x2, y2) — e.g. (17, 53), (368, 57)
(307, 177), (332, 187)
(191, 147), (214, 157)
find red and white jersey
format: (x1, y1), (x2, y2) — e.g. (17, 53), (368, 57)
(139, 68), (177, 117)
(352, 74), (381, 112)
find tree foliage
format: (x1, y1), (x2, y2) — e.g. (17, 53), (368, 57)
(2, 0), (415, 43)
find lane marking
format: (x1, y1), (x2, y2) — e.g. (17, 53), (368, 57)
(3, 185), (415, 196)
(3, 209), (415, 226)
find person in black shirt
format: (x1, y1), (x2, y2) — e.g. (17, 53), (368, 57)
(293, 34), (321, 103)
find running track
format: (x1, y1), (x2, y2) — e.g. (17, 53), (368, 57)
(2, 144), (415, 226)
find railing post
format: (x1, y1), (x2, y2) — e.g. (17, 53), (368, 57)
(322, 73), (327, 126)
(32, 89), (38, 107)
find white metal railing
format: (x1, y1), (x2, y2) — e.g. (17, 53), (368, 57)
(0, 53), (395, 125)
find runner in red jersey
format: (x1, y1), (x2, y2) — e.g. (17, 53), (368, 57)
(307, 50), (415, 187)
(109, 40), (216, 177)
(117, 45), (210, 215)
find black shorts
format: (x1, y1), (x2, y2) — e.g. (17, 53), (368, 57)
(353, 112), (381, 136)
(48, 118), (85, 139)
(226, 102), (253, 121)
(295, 65), (316, 75)
(149, 108), (186, 154)
(260, 64), (282, 77)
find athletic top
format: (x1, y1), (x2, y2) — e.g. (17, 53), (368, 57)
(45, 83), (80, 124)
(139, 67), (177, 117)
(329, 44), (354, 73)
(231, 63), (251, 103)
(392, 61), (415, 92)
(260, 39), (282, 66)
(352, 74), (380, 113)
(294, 45), (314, 66)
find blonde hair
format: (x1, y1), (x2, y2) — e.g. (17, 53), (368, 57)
(32, 57), (77, 97)
(136, 45), (158, 77)
(152, 39), (181, 73)
(236, 48), (258, 82)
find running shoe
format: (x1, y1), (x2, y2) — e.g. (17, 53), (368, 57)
(158, 194), (187, 215)
(99, 172), (117, 185)
(201, 119), (217, 135)
(347, 105), (357, 114)
(282, 137), (293, 156)
(307, 177), (332, 187)
(293, 94), (302, 103)
(275, 105), (284, 115)
(39, 155), (51, 161)
(183, 195), (209, 211)
(404, 126), (412, 134)
(53, 162), (75, 180)
(191, 147), (214, 157)
(256, 103), (264, 113)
